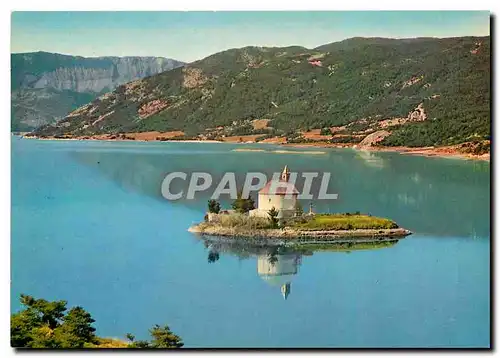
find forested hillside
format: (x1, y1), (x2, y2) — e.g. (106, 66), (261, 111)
(32, 36), (490, 147)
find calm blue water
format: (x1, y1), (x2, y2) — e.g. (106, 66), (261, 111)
(11, 137), (490, 348)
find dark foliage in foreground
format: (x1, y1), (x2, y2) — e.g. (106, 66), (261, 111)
(11, 294), (183, 349)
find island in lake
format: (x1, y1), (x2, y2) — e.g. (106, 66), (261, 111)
(189, 166), (412, 243)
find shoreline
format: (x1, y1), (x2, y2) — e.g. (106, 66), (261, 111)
(188, 224), (412, 242)
(281, 142), (490, 161)
(19, 134), (489, 161)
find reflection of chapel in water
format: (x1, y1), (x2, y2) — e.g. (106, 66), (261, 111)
(204, 239), (400, 301)
(257, 253), (302, 300)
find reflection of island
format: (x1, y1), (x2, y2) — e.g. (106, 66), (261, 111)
(202, 238), (399, 300)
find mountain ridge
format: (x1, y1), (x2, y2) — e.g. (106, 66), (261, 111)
(31, 36), (490, 148)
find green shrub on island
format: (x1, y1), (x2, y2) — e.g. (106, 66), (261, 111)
(207, 199), (221, 214)
(231, 193), (255, 214)
(292, 214), (398, 231)
(267, 207), (279, 228)
(199, 211), (398, 232)
(11, 294), (183, 349)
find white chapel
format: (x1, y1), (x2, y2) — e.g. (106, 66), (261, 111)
(250, 166), (299, 219)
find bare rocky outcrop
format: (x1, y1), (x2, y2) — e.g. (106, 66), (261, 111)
(91, 111), (115, 126)
(409, 103), (427, 121)
(471, 41), (482, 54)
(201, 88), (214, 101)
(138, 99), (169, 119)
(25, 57), (184, 93)
(252, 119), (270, 130)
(308, 53), (325, 61)
(375, 103), (427, 129)
(358, 130), (391, 147)
(182, 67), (208, 89)
(66, 104), (92, 118)
(402, 75), (424, 89)
(330, 125), (347, 133)
(124, 80), (144, 95)
(377, 118), (406, 128)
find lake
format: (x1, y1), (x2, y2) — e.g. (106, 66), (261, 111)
(11, 137), (490, 348)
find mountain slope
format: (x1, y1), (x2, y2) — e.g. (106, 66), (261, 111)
(12, 52), (185, 131)
(32, 37), (490, 147)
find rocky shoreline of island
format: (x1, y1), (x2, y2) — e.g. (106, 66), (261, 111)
(19, 132), (489, 162)
(188, 224), (412, 242)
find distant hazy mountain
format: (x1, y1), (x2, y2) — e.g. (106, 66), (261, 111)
(11, 51), (185, 131)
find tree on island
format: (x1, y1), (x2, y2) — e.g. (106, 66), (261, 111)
(268, 207), (279, 228)
(207, 199), (221, 214)
(294, 201), (303, 217)
(11, 294), (184, 349)
(231, 192), (255, 214)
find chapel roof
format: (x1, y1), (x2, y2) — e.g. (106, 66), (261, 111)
(259, 180), (299, 195)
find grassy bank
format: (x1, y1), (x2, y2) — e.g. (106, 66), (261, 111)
(205, 213), (272, 229)
(291, 214), (398, 231)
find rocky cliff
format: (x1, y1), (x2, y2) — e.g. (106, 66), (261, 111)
(11, 52), (185, 130)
